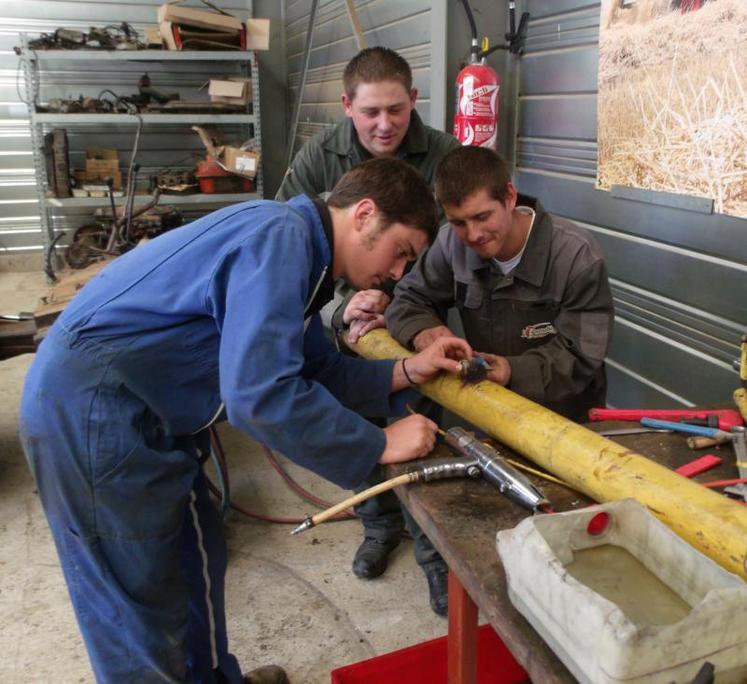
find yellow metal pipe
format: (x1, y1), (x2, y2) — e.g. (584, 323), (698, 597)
(350, 329), (747, 579)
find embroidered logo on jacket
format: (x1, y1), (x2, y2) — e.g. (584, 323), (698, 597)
(521, 322), (557, 340)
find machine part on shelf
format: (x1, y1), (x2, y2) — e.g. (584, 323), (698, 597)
(17, 23), (142, 52)
(155, 169), (199, 194)
(195, 156), (253, 193)
(42, 128), (71, 198)
(138, 73), (179, 105)
(444, 426), (552, 512)
(348, 329), (747, 579)
(459, 356), (490, 384)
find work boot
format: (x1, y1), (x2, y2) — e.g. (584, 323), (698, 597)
(424, 563), (449, 617)
(352, 537), (400, 579)
(243, 664), (289, 684)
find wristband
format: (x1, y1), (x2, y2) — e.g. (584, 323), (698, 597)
(401, 358), (416, 385)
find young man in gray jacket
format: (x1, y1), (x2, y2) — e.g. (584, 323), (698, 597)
(277, 47), (460, 616)
(386, 145), (614, 422)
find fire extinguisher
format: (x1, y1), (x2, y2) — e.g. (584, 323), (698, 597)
(453, 47), (500, 149)
(453, 1), (529, 149)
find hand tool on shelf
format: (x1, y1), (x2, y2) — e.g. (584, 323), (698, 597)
(589, 408), (743, 431)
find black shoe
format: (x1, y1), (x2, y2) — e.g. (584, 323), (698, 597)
(243, 664), (289, 684)
(424, 564), (449, 617)
(352, 537), (400, 579)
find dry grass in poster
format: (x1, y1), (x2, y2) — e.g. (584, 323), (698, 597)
(597, 0), (747, 218)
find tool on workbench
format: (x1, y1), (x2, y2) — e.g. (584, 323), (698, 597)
(674, 455), (723, 478)
(589, 408), (743, 431)
(734, 333), (747, 422)
(291, 421), (552, 535)
(641, 419), (747, 502)
(687, 434), (733, 450)
(596, 426), (671, 437)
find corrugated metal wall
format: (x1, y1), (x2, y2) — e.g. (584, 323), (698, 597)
(283, 0), (447, 157)
(0, 0), (255, 264)
(514, 0), (746, 407)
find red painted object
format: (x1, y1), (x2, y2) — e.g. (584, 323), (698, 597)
(195, 156), (253, 194)
(675, 454), (723, 478)
(453, 60), (500, 149)
(329, 624), (528, 684)
(588, 407), (743, 431)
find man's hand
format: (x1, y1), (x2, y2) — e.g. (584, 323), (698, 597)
(379, 414), (439, 464)
(393, 336), (473, 391)
(343, 289), (391, 343)
(411, 325), (455, 352)
(476, 352), (512, 386)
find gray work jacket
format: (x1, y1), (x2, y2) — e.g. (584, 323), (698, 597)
(386, 196), (614, 422)
(275, 110), (461, 200)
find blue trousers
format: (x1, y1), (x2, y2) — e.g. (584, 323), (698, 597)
(19, 327), (243, 683)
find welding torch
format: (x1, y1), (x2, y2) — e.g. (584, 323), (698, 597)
(291, 424), (552, 536)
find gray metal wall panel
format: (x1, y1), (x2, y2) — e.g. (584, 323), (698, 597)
(513, 1), (746, 407)
(1, 0), (254, 257)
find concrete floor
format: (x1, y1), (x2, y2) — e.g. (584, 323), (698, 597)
(0, 272), (447, 683)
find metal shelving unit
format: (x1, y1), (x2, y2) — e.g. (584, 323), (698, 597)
(46, 192), (259, 208)
(18, 37), (264, 276)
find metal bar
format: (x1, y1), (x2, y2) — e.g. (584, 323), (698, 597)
(250, 50), (264, 198)
(350, 329), (747, 579)
(344, 0), (368, 50)
(35, 114), (255, 124)
(20, 37), (57, 281)
(286, 0), (319, 169)
(448, 570), (478, 684)
(28, 50), (257, 62)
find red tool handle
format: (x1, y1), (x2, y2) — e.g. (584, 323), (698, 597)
(674, 455), (723, 478)
(588, 408), (744, 431)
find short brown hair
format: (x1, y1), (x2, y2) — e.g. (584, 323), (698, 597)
(343, 47), (412, 100)
(327, 159), (438, 241)
(435, 146), (512, 208)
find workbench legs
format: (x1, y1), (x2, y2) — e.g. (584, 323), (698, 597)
(447, 569), (478, 684)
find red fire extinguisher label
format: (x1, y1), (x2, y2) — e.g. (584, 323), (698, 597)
(453, 66), (500, 148)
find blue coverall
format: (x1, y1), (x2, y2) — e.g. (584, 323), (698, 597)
(19, 195), (403, 683)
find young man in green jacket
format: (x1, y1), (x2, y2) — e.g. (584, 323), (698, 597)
(277, 47), (460, 616)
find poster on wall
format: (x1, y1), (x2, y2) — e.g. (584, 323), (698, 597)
(596, 0), (747, 219)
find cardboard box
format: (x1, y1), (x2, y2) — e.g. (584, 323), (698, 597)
(158, 3), (243, 33)
(192, 125), (259, 180)
(144, 26), (163, 47)
(159, 21), (178, 51)
(245, 19), (270, 51)
(208, 78), (252, 105)
(224, 147), (258, 178)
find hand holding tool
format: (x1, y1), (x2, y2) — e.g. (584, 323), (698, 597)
(291, 423), (553, 535)
(589, 408), (743, 431)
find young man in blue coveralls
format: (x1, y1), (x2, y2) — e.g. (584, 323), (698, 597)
(19, 158), (472, 684)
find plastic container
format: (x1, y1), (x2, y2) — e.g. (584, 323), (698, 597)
(329, 624), (527, 684)
(497, 499), (747, 684)
(195, 156), (254, 194)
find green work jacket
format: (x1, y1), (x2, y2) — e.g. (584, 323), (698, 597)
(275, 110), (460, 201)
